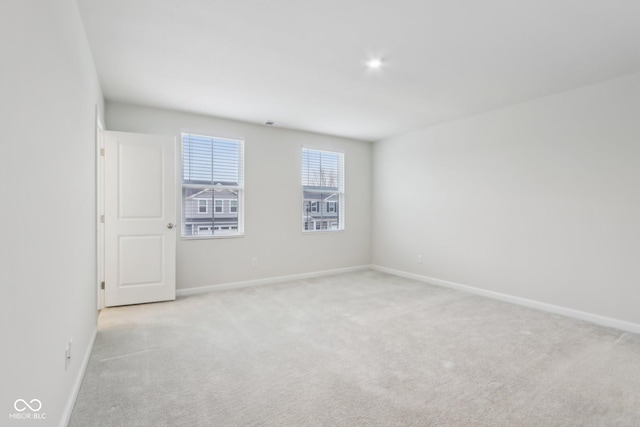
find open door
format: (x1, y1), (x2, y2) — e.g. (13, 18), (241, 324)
(104, 131), (176, 307)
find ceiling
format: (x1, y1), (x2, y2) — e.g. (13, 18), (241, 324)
(77, 0), (640, 142)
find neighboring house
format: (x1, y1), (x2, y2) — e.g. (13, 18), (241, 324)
(302, 189), (340, 231)
(185, 187), (340, 234)
(183, 187), (239, 236)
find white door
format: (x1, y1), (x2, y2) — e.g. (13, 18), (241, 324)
(105, 131), (176, 307)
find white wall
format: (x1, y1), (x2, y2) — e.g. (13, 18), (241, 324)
(0, 1), (103, 425)
(106, 102), (372, 289)
(373, 73), (640, 326)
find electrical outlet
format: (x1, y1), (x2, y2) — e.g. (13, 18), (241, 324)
(417, 254), (423, 264)
(65, 345), (70, 371)
(251, 257), (258, 267)
(65, 339), (72, 371)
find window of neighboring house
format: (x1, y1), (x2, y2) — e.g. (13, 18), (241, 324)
(230, 200), (237, 213)
(198, 199), (208, 213)
(197, 225), (212, 235)
(182, 133), (244, 238)
(302, 147), (344, 232)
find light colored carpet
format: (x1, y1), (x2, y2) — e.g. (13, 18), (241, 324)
(70, 270), (640, 426)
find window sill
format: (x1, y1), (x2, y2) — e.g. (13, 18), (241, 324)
(302, 229), (345, 235)
(181, 234), (244, 241)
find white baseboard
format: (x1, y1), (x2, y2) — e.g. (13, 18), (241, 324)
(176, 265), (370, 297)
(371, 265), (640, 335)
(60, 326), (97, 427)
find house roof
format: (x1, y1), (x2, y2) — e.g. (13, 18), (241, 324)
(185, 188), (238, 200)
(303, 193), (339, 202)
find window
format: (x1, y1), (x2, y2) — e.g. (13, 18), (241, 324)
(302, 148), (344, 232)
(182, 133), (244, 237)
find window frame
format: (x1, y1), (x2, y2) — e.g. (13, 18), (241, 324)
(301, 147), (345, 233)
(180, 133), (244, 239)
(197, 199), (208, 214)
(214, 199), (223, 213)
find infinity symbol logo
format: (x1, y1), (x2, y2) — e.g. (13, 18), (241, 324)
(14, 399), (42, 412)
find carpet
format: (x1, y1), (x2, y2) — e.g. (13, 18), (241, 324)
(69, 270), (640, 426)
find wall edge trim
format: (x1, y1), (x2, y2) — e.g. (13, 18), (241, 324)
(176, 265), (370, 296)
(60, 326), (98, 427)
(371, 265), (640, 335)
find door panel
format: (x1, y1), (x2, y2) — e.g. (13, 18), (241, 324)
(118, 235), (164, 286)
(105, 131), (176, 307)
(119, 141), (164, 218)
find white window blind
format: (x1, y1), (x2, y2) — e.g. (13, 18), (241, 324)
(182, 133), (244, 237)
(302, 148), (344, 232)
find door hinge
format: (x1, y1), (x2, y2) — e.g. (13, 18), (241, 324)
(100, 214), (105, 223)
(100, 281), (105, 290)
(100, 148), (105, 156)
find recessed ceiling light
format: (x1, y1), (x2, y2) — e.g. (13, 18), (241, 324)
(366, 58), (384, 69)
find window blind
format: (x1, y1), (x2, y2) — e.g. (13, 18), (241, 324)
(302, 148), (343, 191)
(183, 133), (243, 187)
(182, 133), (244, 237)
(302, 148), (344, 232)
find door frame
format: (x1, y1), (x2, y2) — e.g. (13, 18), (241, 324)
(96, 107), (105, 310)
